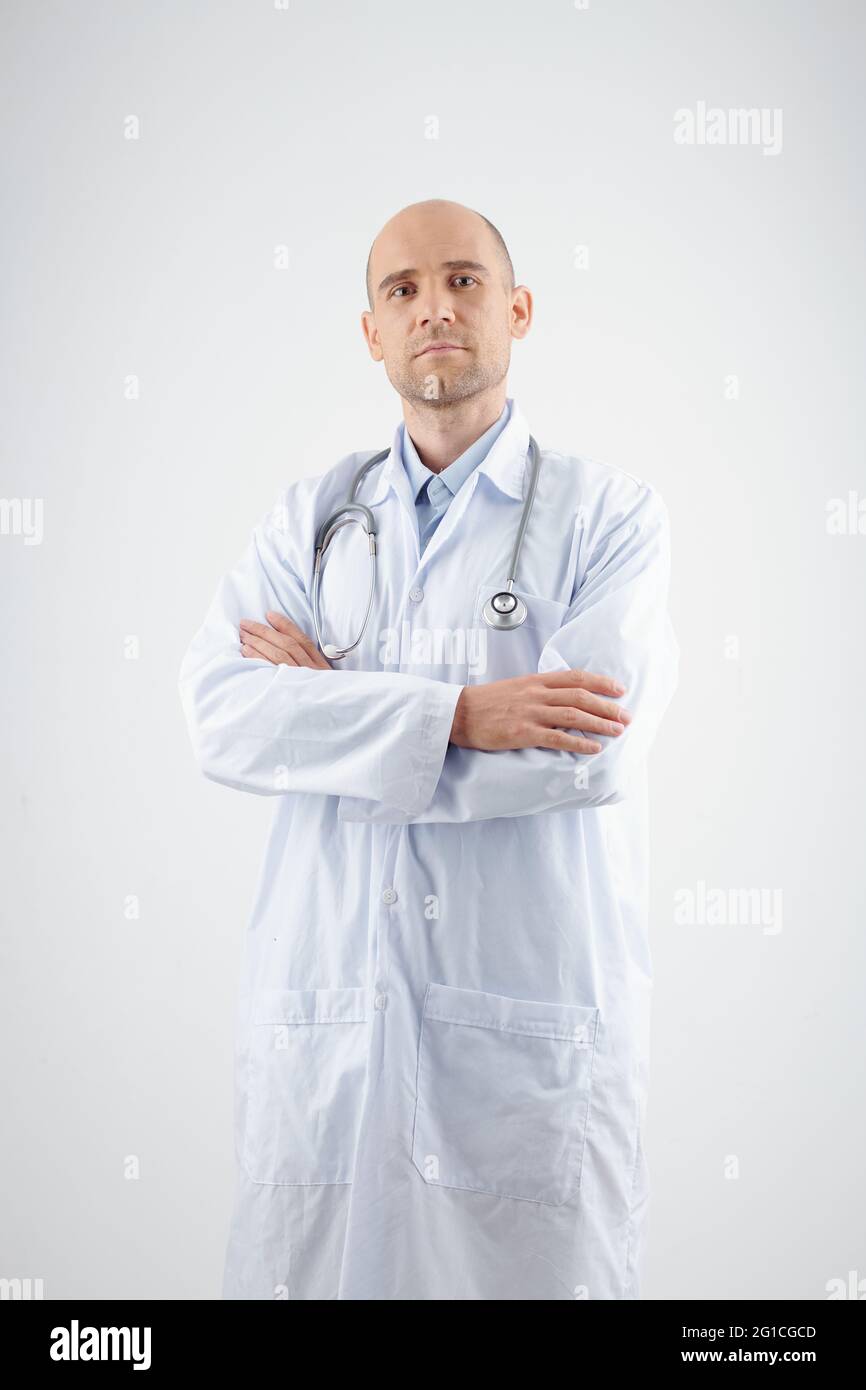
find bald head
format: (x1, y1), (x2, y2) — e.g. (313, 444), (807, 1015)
(365, 199), (514, 310)
(359, 198), (531, 412)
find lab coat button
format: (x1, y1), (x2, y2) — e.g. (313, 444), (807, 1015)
(409, 586), (424, 602)
(374, 993), (388, 1011)
(382, 887), (398, 904)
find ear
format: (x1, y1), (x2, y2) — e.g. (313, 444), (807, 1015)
(510, 286), (533, 341)
(361, 309), (385, 362)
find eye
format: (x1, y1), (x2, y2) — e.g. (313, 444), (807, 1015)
(389, 274), (478, 300)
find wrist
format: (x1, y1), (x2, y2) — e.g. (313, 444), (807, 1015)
(449, 686), (472, 746)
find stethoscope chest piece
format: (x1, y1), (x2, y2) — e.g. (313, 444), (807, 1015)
(482, 589), (528, 630)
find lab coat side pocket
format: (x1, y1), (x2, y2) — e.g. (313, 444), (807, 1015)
(242, 987), (370, 1186)
(411, 982), (600, 1206)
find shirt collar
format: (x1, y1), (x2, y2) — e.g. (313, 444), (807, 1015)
(365, 396), (531, 507)
(401, 399), (512, 502)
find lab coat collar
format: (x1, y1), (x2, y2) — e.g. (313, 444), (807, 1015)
(365, 396), (531, 507)
(479, 397), (531, 500)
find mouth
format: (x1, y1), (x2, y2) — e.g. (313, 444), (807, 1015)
(416, 343), (465, 357)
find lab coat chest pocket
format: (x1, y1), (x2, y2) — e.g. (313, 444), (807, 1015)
(471, 583), (568, 683)
(411, 983), (600, 1206)
(242, 987), (369, 1186)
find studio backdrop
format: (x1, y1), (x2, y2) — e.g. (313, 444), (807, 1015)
(1, 0), (863, 1299)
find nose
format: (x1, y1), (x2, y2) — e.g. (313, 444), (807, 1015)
(414, 297), (456, 330)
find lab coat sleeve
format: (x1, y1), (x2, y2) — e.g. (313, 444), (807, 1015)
(337, 483), (679, 824)
(178, 492), (465, 811)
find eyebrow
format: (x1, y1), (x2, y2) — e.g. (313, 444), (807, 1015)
(376, 259), (490, 296)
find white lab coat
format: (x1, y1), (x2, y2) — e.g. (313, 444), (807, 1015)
(178, 398), (679, 1300)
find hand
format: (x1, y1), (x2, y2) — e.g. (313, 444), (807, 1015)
(239, 612), (332, 669)
(450, 669), (631, 754)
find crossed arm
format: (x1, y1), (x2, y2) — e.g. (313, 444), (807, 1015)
(239, 608), (632, 756)
(178, 482), (678, 823)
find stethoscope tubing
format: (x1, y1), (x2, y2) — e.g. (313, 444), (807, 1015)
(312, 435), (541, 659)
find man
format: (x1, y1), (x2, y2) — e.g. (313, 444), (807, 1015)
(178, 198), (679, 1300)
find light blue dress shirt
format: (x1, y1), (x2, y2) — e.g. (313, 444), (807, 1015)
(400, 400), (512, 555)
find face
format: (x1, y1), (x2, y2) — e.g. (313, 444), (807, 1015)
(361, 204), (531, 408)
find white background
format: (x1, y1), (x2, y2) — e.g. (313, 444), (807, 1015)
(1, 0), (863, 1298)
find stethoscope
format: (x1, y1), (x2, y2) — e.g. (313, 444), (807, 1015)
(311, 434), (542, 661)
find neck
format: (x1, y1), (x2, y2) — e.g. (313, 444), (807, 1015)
(401, 386), (507, 473)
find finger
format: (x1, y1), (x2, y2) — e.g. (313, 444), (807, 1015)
(542, 688), (631, 724)
(241, 624), (326, 670)
(262, 610), (308, 639)
(241, 633), (295, 664)
(535, 705), (626, 738)
(244, 628), (320, 667)
(239, 618), (311, 664)
(242, 641), (301, 665)
(539, 668), (628, 698)
(264, 611), (332, 670)
(239, 618), (294, 653)
(534, 728), (603, 754)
